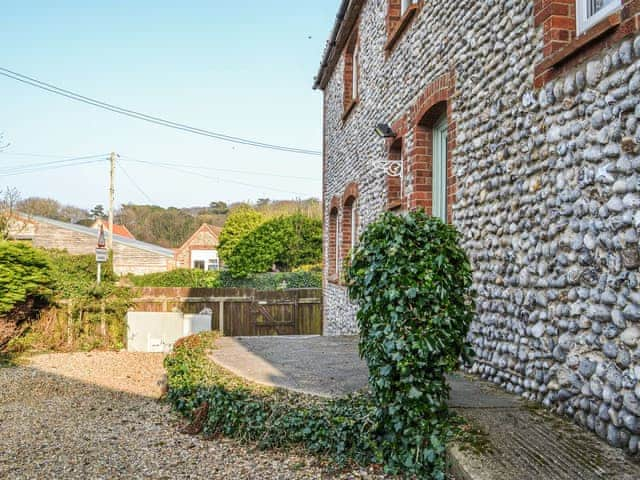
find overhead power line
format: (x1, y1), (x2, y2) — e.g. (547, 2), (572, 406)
(0, 151), (83, 159)
(0, 153), (108, 174)
(117, 160), (154, 204)
(0, 67), (322, 156)
(120, 156), (318, 181)
(121, 156), (311, 197)
(0, 158), (106, 176)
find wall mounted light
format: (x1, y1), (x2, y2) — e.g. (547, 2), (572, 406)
(374, 123), (396, 138)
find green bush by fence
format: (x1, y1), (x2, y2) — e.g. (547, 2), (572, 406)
(127, 269), (222, 288)
(129, 270), (321, 290)
(4, 248), (132, 353)
(165, 333), (378, 468)
(218, 271), (321, 290)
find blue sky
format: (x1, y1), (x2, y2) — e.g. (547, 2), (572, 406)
(0, 1), (338, 209)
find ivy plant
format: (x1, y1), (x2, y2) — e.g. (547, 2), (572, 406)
(346, 210), (475, 477)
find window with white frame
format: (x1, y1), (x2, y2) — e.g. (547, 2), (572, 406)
(352, 41), (359, 101)
(577, 0), (622, 35)
(335, 213), (340, 274)
(401, 0), (418, 16)
(193, 260), (205, 270)
(350, 199), (358, 249)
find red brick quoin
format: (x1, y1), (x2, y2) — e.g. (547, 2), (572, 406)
(328, 195), (341, 282)
(534, 0), (640, 87)
(340, 182), (359, 265)
(406, 71), (457, 222)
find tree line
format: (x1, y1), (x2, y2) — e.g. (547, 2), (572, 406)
(0, 187), (320, 248)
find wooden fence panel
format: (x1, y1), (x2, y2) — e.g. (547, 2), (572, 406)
(130, 288), (322, 336)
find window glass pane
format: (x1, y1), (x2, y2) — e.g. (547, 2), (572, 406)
(588, 0), (617, 16)
(432, 118), (448, 222)
(335, 215), (340, 273)
(352, 44), (358, 100)
(351, 201), (357, 249)
(578, 0), (620, 34)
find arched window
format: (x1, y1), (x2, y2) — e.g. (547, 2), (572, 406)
(328, 206), (339, 279)
(343, 29), (359, 115)
(341, 183), (359, 264)
(412, 101), (450, 221)
(342, 196), (357, 260)
(432, 115), (448, 222)
(387, 138), (403, 211)
(409, 71), (456, 222)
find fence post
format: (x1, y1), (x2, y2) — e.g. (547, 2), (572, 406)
(219, 301), (224, 336)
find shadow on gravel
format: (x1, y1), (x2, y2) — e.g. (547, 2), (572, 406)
(0, 359), (330, 479)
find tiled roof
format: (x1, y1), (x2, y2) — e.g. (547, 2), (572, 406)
(110, 224), (135, 239)
(26, 214), (175, 257)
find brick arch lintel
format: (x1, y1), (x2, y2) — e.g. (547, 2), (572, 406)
(406, 70), (457, 217)
(411, 71), (455, 128)
(329, 195), (341, 212)
(342, 182), (359, 204)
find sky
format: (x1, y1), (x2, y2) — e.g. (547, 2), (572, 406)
(0, 1), (339, 209)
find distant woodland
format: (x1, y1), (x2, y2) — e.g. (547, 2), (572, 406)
(7, 191), (321, 248)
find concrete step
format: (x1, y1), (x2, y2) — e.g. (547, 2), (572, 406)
(209, 336), (640, 479)
(447, 373), (640, 480)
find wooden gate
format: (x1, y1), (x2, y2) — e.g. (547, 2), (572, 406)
(224, 289), (322, 336)
(132, 287), (322, 337)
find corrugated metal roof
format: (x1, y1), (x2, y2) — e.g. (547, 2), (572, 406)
(27, 214), (175, 257)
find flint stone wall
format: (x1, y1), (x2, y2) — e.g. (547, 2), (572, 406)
(322, 0), (640, 453)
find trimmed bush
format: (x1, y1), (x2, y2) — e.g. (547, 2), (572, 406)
(128, 269), (221, 288)
(218, 271), (321, 290)
(346, 210), (475, 477)
(218, 208), (265, 263)
(164, 333), (377, 467)
(224, 214), (322, 278)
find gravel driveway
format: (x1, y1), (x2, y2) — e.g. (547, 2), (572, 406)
(0, 352), (382, 479)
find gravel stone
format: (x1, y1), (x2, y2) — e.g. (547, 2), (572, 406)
(0, 352), (389, 479)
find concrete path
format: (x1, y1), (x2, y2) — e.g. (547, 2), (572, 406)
(210, 336), (368, 397)
(210, 336), (640, 480)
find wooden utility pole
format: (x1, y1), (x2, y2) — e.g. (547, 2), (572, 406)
(108, 152), (116, 250)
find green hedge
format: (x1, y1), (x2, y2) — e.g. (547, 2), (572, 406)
(218, 271), (321, 290)
(127, 269), (222, 288)
(3, 247), (132, 352)
(224, 214), (322, 278)
(165, 333), (378, 467)
(128, 270), (321, 290)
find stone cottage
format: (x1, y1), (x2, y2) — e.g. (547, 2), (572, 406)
(174, 223), (222, 271)
(9, 214), (175, 275)
(315, 0), (640, 453)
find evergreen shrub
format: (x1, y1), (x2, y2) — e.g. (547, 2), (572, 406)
(346, 210), (476, 477)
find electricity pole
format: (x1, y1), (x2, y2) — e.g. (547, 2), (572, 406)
(108, 152), (116, 250)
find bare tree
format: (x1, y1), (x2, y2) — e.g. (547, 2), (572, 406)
(0, 187), (21, 240)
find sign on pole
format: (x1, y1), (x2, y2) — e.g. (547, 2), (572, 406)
(95, 248), (108, 263)
(96, 224), (108, 284)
